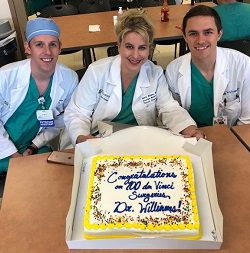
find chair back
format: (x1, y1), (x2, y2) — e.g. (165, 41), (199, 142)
(26, 0), (54, 16)
(110, 0), (127, 10)
(39, 4), (78, 18)
(217, 38), (250, 57)
(136, 0), (161, 7)
(110, 0), (175, 11)
(107, 45), (119, 57)
(78, 0), (111, 14)
(66, 0), (83, 9)
(135, 0), (178, 7)
(193, 0), (213, 2)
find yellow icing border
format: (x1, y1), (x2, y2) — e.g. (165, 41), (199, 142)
(84, 229), (202, 240)
(84, 155), (200, 238)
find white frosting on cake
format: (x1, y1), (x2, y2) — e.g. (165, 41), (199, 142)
(84, 155), (200, 239)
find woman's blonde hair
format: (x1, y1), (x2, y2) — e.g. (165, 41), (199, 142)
(115, 9), (155, 48)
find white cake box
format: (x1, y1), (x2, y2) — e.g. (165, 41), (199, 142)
(66, 126), (223, 249)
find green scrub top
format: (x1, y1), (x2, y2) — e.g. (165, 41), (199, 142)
(112, 74), (139, 125)
(0, 75), (53, 173)
(214, 3), (250, 41)
(189, 63), (214, 127)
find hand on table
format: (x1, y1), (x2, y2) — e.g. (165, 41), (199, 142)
(76, 134), (97, 144)
(180, 125), (206, 140)
(23, 144), (38, 156)
(11, 152), (22, 158)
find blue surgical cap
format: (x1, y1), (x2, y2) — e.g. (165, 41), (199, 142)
(26, 18), (60, 43)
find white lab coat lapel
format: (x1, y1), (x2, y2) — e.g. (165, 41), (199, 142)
(133, 62), (151, 102)
(49, 64), (65, 109)
(213, 48), (230, 116)
(104, 56), (122, 116)
(108, 56), (122, 98)
(10, 60), (31, 113)
(178, 54), (192, 109)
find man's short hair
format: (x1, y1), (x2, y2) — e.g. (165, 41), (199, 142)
(182, 5), (222, 35)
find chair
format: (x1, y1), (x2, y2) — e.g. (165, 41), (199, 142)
(38, 4), (78, 18)
(110, 0), (128, 10)
(78, 0), (111, 14)
(76, 67), (87, 80)
(191, 0), (216, 5)
(78, 0), (111, 61)
(134, 0), (161, 7)
(119, 0), (160, 9)
(125, 0), (175, 8)
(66, 0), (83, 9)
(26, 0), (54, 16)
(0, 172), (7, 198)
(217, 38), (250, 57)
(107, 45), (119, 57)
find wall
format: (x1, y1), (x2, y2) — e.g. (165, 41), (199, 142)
(0, 0), (12, 20)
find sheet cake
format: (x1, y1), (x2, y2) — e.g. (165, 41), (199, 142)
(83, 155), (201, 239)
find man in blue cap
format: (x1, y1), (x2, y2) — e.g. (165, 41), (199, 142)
(0, 18), (78, 174)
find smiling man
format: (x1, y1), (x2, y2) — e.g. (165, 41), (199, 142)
(0, 18), (78, 174)
(165, 5), (250, 127)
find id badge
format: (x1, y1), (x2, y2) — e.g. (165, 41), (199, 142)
(213, 116), (228, 125)
(36, 109), (55, 127)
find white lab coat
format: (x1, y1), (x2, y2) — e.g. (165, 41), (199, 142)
(64, 56), (196, 145)
(0, 59), (78, 159)
(165, 47), (250, 126)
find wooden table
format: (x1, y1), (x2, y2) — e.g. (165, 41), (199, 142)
(1, 125), (249, 253)
(53, 3), (214, 66)
(231, 125), (250, 151)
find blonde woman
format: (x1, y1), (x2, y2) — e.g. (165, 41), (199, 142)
(64, 9), (204, 145)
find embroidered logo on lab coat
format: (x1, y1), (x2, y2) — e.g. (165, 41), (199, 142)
(98, 89), (110, 101)
(142, 92), (156, 105)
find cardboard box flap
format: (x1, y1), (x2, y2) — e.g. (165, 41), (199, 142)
(97, 121), (134, 137)
(183, 139), (223, 241)
(66, 141), (102, 242)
